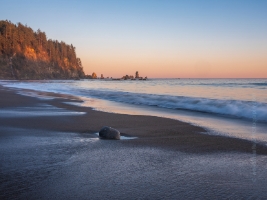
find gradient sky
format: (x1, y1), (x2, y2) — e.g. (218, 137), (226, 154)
(1, 0), (267, 78)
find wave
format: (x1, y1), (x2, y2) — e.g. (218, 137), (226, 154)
(184, 82), (267, 88)
(155, 79), (267, 88)
(1, 81), (267, 122)
(251, 82), (267, 86)
(78, 89), (267, 122)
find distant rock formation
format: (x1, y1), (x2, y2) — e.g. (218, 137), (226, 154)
(84, 74), (92, 79)
(135, 71), (139, 79)
(92, 72), (97, 79)
(122, 75), (134, 80)
(109, 71), (148, 81)
(99, 126), (120, 140)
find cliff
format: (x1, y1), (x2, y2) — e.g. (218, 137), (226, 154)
(0, 20), (85, 79)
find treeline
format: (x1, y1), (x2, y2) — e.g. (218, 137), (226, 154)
(0, 20), (84, 79)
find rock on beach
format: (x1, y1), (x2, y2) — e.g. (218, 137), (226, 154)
(99, 126), (120, 140)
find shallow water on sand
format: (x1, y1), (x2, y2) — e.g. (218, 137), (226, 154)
(0, 103), (85, 118)
(65, 96), (267, 144)
(1, 79), (267, 144)
(1, 127), (267, 199)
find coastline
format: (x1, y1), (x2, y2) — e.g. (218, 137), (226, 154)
(1, 85), (266, 155)
(2, 85), (267, 199)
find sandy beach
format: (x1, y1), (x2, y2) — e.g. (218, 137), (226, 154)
(1, 85), (266, 154)
(1, 85), (267, 199)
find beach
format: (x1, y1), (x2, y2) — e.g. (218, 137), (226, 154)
(1, 84), (267, 199)
(1, 0), (267, 198)
(1, 85), (267, 154)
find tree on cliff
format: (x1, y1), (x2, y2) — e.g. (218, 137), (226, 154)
(0, 20), (85, 79)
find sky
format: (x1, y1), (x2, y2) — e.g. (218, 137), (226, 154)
(1, 0), (267, 78)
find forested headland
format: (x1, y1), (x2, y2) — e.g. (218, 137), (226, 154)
(0, 20), (85, 79)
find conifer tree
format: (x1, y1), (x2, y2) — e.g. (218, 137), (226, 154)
(0, 20), (85, 79)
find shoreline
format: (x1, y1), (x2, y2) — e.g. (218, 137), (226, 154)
(1, 85), (267, 155)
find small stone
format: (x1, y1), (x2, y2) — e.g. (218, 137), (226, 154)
(99, 126), (120, 140)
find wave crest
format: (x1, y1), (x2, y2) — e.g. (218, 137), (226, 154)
(83, 90), (267, 122)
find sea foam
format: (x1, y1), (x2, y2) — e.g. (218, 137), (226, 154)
(81, 89), (267, 122)
(1, 80), (267, 122)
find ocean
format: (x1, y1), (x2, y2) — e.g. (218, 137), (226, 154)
(1, 78), (267, 143)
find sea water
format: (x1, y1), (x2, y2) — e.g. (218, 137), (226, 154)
(1, 79), (267, 142)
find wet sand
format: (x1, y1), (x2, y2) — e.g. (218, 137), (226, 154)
(1, 85), (266, 154)
(1, 85), (267, 199)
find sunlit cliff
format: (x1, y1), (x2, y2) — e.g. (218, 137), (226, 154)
(0, 20), (84, 79)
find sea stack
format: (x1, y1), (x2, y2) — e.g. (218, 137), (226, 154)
(135, 71), (139, 79)
(92, 72), (97, 79)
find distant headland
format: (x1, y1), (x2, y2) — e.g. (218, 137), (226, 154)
(0, 20), (85, 80)
(84, 71), (148, 80)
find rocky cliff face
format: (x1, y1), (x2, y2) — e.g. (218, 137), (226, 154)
(0, 55), (84, 80)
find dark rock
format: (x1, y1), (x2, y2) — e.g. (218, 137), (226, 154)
(99, 126), (120, 140)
